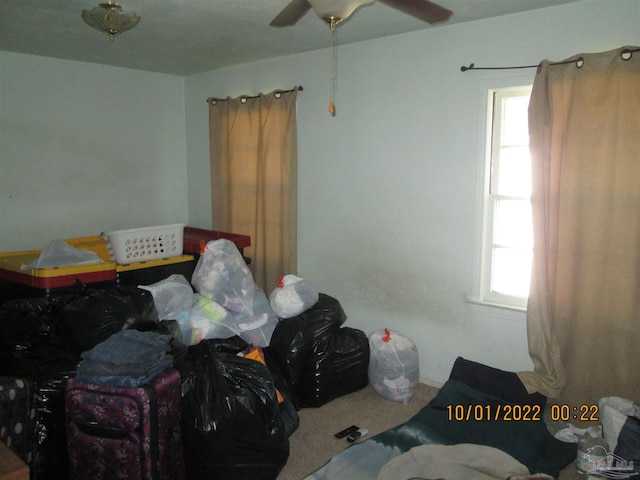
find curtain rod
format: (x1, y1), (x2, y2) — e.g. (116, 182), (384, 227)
(460, 47), (639, 72)
(207, 86), (302, 104)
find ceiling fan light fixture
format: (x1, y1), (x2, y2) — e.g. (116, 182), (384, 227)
(82, 2), (140, 41)
(307, 0), (374, 24)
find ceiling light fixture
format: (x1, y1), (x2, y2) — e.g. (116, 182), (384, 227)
(82, 2), (140, 41)
(307, 1), (374, 116)
(307, 0), (374, 25)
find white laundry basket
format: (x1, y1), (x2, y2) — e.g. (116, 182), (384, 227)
(107, 223), (184, 264)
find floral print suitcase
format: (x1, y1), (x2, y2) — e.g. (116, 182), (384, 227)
(65, 368), (185, 480)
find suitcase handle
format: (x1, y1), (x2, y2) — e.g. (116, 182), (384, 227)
(76, 422), (130, 439)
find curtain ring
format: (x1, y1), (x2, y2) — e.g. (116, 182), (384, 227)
(575, 57), (584, 68)
(240, 97), (247, 104)
(621, 49), (633, 61)
(274, 92), (282, 99)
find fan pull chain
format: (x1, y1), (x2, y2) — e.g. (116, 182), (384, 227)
(329, 17), (338, 116)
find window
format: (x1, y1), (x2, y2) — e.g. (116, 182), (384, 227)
(479, 86), (533, 310)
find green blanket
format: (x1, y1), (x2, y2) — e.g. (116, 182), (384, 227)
(305, 380), (576, 480)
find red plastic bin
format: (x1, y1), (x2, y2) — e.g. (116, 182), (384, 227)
(183, 227), (251, 255)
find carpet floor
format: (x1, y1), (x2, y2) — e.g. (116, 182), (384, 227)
(276, 383), (578, 480)
(276, 383), (439, 480)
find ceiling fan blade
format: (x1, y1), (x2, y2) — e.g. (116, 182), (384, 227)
(270, 0), (313, 27)
(378, 0), (452, 24)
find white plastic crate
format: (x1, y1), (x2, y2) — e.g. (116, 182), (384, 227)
(107, 224), (185, 265)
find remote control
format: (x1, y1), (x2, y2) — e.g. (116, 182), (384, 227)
(347, 428), (368, 443)
(334, 425), (359, 439)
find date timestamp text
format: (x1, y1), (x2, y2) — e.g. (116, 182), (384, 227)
(445, 404), (542, 421)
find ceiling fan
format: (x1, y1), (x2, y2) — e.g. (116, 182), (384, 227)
(270, 0), (452, 116)
(269, 0), (453, 28)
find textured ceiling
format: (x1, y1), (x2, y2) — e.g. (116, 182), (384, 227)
(0, 0), (584, 76)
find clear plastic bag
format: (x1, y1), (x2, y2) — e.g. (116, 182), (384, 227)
(269, 274), (319, 319)
(21, 239), (102, 270)
(234, 287), (279, 347)
(182, 294), (238, 346)
(599, 396), (640, 476)
(138, 274), (193, 320)
(368, 328), (419, 404)
(191, 239), (255, 317)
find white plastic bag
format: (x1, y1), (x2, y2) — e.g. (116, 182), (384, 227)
(191, 239), (255, 317)
(235, 286), (280, 347)
(21, 239), (103, 270)
(598, 396), (640, 475)
(182, 293), (237, 346)
(368, 328), (419, 404)
(269, 274), (319, 319)
(138, 274), (193, 320)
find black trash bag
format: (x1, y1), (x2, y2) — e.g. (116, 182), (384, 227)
(298, 327), (370, 408)
(175, 335), (251, 398)
(30, 368), (76, 480)
(204, 335), (250, 354)
(181, 340), (289, 480)
(0, 295), (81, 376)
(267, 293), (347, 403)
(1, 342), (81, 381)
(0, 295), (80, 480)
(267, 363), (300, 437)
(278, 389), (300, 437)
(62, 286), (158, 352)
(0, 368), (78, 480)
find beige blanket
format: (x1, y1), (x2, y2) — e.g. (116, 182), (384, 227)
(377, 444), (553, 480)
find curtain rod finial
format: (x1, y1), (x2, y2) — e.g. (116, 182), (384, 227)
(461, 63), (474, 72)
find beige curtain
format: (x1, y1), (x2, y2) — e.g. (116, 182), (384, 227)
(518, 47), (640, 408)
(209, 89), (298, 294)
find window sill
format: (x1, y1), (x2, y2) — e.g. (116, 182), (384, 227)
(466, 297), (527, 321)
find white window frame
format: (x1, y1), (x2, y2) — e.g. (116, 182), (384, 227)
(475, 84), (533, 311)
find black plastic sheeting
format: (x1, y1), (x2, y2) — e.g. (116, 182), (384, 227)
(298, 327), (370, 408)
(62, 285), (159, 351)
(180, 340), (289, 480)
(0, 295), (79, 480)
(0, 295), (80, 372)
(0, 287), (365, 480)
(0, 287), (159, 480)
(174, 335), (299, 437)
(32, 369), (77, 480)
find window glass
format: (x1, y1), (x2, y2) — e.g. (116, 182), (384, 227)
(495, 147), (531, 196)
(493, 199), (533, 247)
(479, 86), (533, 310)
(491, 248), (533, 298)
(502, 96), (530, 145)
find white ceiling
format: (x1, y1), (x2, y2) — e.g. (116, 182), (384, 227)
(0, 0), (584, 76)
